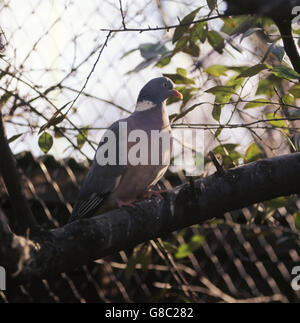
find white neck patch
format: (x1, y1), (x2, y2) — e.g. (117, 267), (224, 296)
(135, 100), (156, 112)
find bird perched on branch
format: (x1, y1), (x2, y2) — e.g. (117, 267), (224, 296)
(69, 77), (182, 222)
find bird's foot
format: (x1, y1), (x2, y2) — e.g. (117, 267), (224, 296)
(143, 190), (167, 200)
(116, 199), (136, 209)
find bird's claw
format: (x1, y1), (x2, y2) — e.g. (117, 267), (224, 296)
(116, 199), (136, 209)
(143, 190), (167, 200)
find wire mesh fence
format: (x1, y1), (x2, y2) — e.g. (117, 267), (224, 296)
(1, 0), (264, 161)
(1, 0), (187, 160)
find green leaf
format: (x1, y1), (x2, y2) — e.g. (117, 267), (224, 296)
(207, 0), (217, 11)
(256, 75), (282, 98)
(203, 64), (228, 76)
(226, 76), (245, 90)
(214, 127), (223, 138)
(175, 235), (204, 259)
(197, 22), (208, 43)
(264, 196), (293, 209)
(155, 54), (172, 68)
(190, 22), (207, 44)
(0, 92), (13, 109)
(163, 73), (195, 85)
(176, 67), (187, 77)
(281, 94), (294, 106)
(212, 104), (222, 121)
(207, 85), (237, 120)
(38, 132), (53, 154)
(212, 143), (239, 156)
(236, 63), (268, 79)
(172, 7), (201, 43)
(207, 30), (225, 54)
(206, 85), (237, 96)
(223, 150), (242, 168)
(221, 17), (236, 29)
(294, 212), (300, 231)
(8, 133), (23, 144)
(265, 113), (288, 133)
(173, 36), (189, 53)
(244, 142), (261, 163)
(271, 66), (300, 80)
(77, 126), (89, 149)
(244, 98), (267, 109)
(289, 84), (300, 98)
(227, 65), (249, 73)
(183, 42), (200, 57)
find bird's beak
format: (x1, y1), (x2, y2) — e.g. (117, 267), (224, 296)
(171, 89), (183, 100)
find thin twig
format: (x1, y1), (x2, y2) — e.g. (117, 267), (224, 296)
(100, 15), (225, 32)
(119, 0), (127, 30)
(209, 151), (225, 175)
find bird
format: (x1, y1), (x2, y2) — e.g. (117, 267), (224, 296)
(69, 76), (183, 222)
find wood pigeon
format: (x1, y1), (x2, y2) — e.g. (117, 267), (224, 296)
(69, 77), (182, 222)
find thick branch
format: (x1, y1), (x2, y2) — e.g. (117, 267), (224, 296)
(2, 153), (300, 283)
(0, 111), (38, 234)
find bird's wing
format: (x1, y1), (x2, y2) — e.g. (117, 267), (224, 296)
(69, 120), (128, 221)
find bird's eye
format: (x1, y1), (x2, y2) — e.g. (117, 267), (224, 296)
(162, 82), (168, 88)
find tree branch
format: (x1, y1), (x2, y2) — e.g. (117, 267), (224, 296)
(273, 17), (300, 74)
(0, 111), (38, 234)
(99, 15), (225, 33)
(2, 153), (300, 283)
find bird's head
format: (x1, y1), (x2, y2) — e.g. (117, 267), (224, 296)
(137, 77), (183, 105)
